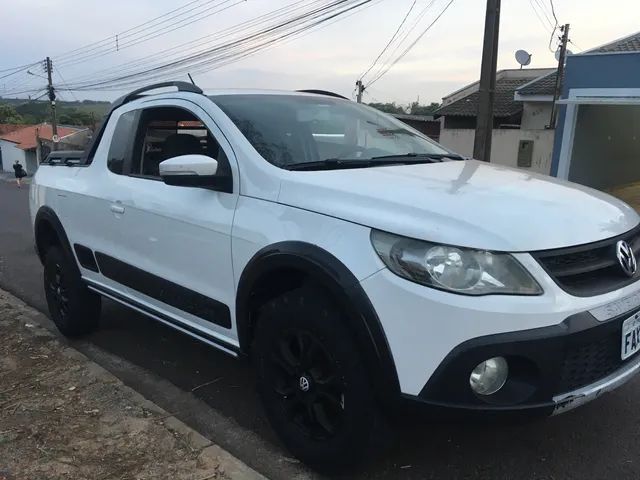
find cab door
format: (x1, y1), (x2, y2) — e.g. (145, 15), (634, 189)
(95, 99), (240, 348)
(60, 106), (140, 296)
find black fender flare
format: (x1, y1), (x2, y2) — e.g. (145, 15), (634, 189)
(236, 241), (401, 404)
(34, 206), (76, 271)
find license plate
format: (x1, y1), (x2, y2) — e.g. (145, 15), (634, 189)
(621, 313), (640, 360)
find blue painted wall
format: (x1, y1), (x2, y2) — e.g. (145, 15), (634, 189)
(550, 52), (640, 176)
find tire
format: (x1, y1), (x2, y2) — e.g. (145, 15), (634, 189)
(43, 246), (101, 337)
(253, 284), (383, 473)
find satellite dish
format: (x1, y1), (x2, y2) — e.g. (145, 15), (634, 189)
(515, 49), (532, 68)
(555, 48), (573, 61)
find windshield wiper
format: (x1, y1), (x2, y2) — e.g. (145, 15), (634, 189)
(285, 153), (464, 171)
(285, 158), (393, 171)
(371, 152), (464, 161)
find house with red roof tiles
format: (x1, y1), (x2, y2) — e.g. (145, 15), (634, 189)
(0, 123), (88, 174)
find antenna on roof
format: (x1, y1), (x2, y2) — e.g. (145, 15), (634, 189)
(187, 73), (196, 86)
(515, 50), (532, 69)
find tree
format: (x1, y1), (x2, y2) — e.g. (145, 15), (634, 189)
(58, 110), (94, 126)
(0, 104), (24, 124)
(366, 102), (406, 114)
(409, 101), (441, 115)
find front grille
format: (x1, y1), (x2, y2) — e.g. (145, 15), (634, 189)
(558, 331), (622, 393)
(533, 226), (640, 296)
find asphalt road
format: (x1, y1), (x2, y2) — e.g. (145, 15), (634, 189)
(2, 178), (640, 479)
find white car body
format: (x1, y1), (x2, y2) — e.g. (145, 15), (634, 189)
(30, 86), (640, 420)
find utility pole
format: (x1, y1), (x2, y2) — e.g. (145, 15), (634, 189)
(548, 24), (570, 129)
(355, 80), (365, 103)
(45, 57), (59, 151)
(473, 0), (501, 162)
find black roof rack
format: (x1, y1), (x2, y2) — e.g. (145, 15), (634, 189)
(296, 89), (349, 100)
(112, 81), (203, 110)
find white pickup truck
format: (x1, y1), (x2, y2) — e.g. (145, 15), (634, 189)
(30, 82), (640, 471)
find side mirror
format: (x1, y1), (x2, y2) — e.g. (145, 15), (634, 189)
(159, 154), (220, 188)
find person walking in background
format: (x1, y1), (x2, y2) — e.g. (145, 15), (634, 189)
(13, 161), (26, 188)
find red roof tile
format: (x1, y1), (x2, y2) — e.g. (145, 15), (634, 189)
(0, 123), (80, 150)
(0, 124), (26, 135)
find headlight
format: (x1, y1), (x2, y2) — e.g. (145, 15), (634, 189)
(371, 230), (542, 295)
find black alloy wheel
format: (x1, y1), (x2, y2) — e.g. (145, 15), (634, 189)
(43, 246), (101, 337)
(254, 285), (385, 472)
(45, 261), (70, 320)
(269, 328), (345, 440)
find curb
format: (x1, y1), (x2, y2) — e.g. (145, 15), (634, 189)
(0, 288), (268, 480)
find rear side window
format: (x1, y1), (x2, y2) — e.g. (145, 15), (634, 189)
(107, 110), (138, 174)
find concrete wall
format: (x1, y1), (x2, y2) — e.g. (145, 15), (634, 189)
(439, 128), (555, 174)
(521, 102), (553, 129)
(569, 104), (640, 189)
(551, 52), (640, 176)
(25, 150), (37, 175)
(0, 140), (27, 173)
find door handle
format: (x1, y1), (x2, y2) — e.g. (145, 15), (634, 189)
(110, 204), (125, 214)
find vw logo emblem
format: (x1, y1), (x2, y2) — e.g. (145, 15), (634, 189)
(299, 376), (311, 392)
(616, 240), (637, 277)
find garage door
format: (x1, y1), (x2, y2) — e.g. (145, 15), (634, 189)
(568, 104), (640, 210)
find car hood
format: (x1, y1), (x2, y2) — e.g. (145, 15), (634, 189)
(277, 160), (640, 251)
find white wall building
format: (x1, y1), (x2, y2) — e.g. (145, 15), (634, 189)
(435, 68), (556, 175)
(0, 124), (84, 174)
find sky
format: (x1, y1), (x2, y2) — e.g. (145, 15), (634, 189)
(1, 0), (639, 106)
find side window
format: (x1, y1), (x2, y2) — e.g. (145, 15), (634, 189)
(107, 110), (138, 175)
(130, 107), (223, 178)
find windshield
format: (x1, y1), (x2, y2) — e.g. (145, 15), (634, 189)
(211, 94), (451, 169)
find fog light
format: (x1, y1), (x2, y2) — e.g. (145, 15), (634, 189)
(470, 357), (508, 395)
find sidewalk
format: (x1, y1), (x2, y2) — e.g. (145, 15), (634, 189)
(0, 173), (30, 184)
(0, 288), (267, 480)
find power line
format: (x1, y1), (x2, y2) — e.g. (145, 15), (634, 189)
(362, 0), (438, 85)
(101, 1), (371, 91)
(0, 0), (233, 80)
(61, 0), (372, 92)
(0, 62), (39, 81)
(529, 0), (552, 33)
(0, 72), (44, 96)
(548, 0), (559, 26)
(6, 91), (49, 109)
(0, 61), (40, 74)
(54, 68), (80, 102)
(0, 59), (49, 95)
(358, 0), (417, 81)
(0, 86), (47, 97)
(532, 0), (554, 28)
(568, 38), (583, 52)
(366, 0), (455, 87)
(53, 0), (228, 63)
(548, 25), (559, 52)
(4, 0), (378, 97)
(545, 0), (559, 52)
(65, 2), (337, 88)
(57, 0), (243, 68)
(61, 0), (323, 84)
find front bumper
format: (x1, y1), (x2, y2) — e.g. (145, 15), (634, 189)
(412, 309), (640, 416)
(360, 262), (640, 416)
(552, 352), (640, 415)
